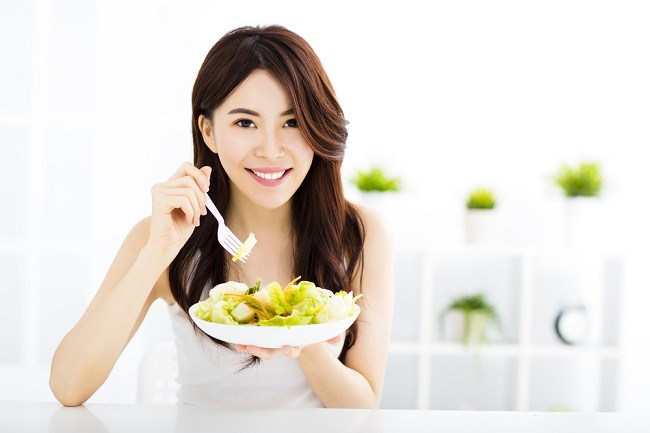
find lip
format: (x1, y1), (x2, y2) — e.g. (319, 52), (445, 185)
(246, 167), (292, 186)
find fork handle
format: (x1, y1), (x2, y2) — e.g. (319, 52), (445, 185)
(205, 194), (225, 225)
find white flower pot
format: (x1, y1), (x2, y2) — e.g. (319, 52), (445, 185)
(464, 210), (499, 245)
(443, 309), (493, 345)
(563, 197), (602, 248)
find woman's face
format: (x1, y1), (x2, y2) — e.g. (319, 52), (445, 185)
(201, 69), (314, 210)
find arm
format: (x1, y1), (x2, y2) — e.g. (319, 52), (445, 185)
(297, 205), (395, 408)
(49, 163), (211, 406)
(238, 205), (395, 408)
(49, 220), (167, 406)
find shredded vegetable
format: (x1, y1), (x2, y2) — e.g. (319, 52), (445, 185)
(194, 277), (362, 326)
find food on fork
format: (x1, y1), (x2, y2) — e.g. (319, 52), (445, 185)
(232, 233), (257, 262)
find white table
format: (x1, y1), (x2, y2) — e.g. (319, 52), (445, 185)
(1, 401), (648, 433)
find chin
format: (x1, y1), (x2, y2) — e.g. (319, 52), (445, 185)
(250, 195), (292, 211)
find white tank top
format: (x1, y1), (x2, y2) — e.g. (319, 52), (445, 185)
(167, 302), (344, 408)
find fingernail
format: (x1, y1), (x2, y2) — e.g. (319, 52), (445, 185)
(203, 183), (210, 192)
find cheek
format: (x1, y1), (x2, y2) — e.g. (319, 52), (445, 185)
(216, 135), (249, 166)
(294, 140), (315, 167)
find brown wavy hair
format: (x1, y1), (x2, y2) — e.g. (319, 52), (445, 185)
(169, 25), (365, 362)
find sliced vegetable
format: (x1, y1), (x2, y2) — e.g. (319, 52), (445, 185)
(194, 277), (362, 327)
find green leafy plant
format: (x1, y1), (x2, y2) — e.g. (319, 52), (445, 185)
(440, 293), (500, 345)
(466, 188), (496, 210)
(554, 162), (603, 197)
(351, 165), (401, 192)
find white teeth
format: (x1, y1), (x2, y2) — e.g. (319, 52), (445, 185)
(252, 170), (286, 180)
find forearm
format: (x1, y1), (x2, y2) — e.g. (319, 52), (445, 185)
(297, 343), (379, 408)
(49, 245), (167, 406)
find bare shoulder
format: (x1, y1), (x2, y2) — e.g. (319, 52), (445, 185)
(350, 203), (395, 304)
(353, 203), (394, 254)
(347, 203), (394, 346)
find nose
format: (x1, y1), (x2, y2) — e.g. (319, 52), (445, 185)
(254, 129), (285, 159)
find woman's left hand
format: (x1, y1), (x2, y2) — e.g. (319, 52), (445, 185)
(235, 334), (343, 360)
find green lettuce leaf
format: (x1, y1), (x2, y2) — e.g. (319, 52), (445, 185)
(257, 310), (313, 327)
(194, 278), (362, 327)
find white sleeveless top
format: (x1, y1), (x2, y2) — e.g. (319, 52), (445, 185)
(167, 302), (344, 408)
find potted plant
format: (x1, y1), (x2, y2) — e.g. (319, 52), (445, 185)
(464, 187), (498, 244)
(440, 292), (500, 346)
(351, 165), (401, 193)
(553, 161), (604, 247)
(554, 161), (602, 198)
(349, 165), (402, 213)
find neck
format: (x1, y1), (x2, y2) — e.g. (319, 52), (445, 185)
(225, 189), (293, 240)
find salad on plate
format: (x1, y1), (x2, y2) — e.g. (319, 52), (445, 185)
(190, 277), (362, 348)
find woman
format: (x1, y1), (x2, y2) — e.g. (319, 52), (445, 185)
(50, 25), (394, 408)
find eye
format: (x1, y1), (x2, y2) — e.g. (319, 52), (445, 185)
(284, 118), (298, 128)
(235, 119), (256, 128)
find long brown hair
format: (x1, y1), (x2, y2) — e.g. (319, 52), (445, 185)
(169, 25), (365, 362)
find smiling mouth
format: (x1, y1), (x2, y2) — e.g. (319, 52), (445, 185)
(247, 168), (292, 184)
(251, 169), (287, 180)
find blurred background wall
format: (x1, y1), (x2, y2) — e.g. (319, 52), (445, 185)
(0, 0), (648, 411)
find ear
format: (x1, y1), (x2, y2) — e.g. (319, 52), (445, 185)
(198, 114), (218, 153)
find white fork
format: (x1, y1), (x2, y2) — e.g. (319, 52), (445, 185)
(204, 194), (252, 263)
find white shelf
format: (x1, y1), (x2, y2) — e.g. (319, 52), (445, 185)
(390, 342), (620, 359)
(528, 345), (620, 359)
(382, 245), (624, 411)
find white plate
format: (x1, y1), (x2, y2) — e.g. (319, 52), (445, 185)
(188, 303), (360, 348)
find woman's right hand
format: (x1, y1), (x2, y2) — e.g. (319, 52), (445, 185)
(147, 162), (212, 261)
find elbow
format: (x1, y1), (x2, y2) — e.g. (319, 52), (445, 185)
(50, 382), (87, 407)
(49, 373), (89, 407)
(363, 389), (383, 409)
(356, 394), (382, 409)
(327, 392), (383, 409)
(329, 400), (380, 409)
(366, 394), (382, 409)
(56, 396), (86, 408)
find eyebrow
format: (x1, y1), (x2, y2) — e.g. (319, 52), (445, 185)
(227, 108), (294, 116)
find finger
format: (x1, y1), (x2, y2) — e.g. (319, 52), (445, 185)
(154, 182), (201, 225)
(165, 187), (203, 226)
(152, 184), (197, 226)
(164, 177), (207, 218)
(235, 345), (272, 359)
(326, 334), (343, 345)
(169, 162), (211, 193)
(281, 345), (302, 358)
(200, 166), (212, 190)
(161, 195), (196, 226)
(236, 345), (296, 360)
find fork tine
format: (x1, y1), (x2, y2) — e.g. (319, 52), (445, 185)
(227, 237), (244, 250)
(224, 229), (244, 247)
(239, 250), (252, 262)
(223, 234), (241, 248)
(223, 238), (242, 253)
(205, 193), (254, 259)
(217, 237), (237, 254)
(224, 231), (244, 247)
(220, 242), (238, 257)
